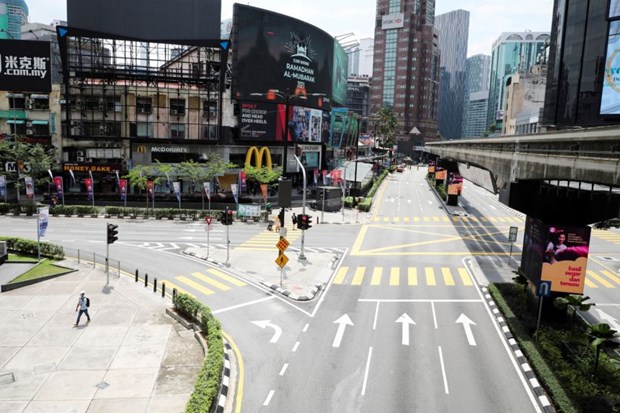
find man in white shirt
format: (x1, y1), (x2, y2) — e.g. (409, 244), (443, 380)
(74, 291), (91, 327)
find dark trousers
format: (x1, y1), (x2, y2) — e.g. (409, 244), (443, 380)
(76, 309), (90, 324)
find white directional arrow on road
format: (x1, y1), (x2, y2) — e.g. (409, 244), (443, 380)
(456, 314), (477, 346)
(251, 320), (283, 344)
(595, 309), (620, 332)
(395, 313), (416, 346)
(332, 314), (354, 348)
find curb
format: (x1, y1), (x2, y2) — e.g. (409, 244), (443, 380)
(480, 286), (555, 413)
(216, 342), (232, 413)
(260, 281), (321, 301)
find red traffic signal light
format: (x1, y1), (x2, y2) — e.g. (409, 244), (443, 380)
(298, 214), (312, 230)
(225, 209), (234, 225)
(106, 223), (119, 244)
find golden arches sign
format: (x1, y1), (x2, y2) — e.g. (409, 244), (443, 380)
(136, 145), (148, 153)
(245, 146), (272, 170)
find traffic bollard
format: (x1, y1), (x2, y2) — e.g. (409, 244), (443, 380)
(145, 273), (148, 287)
(153, 278), (157, 293)
(173, 288), (177, 301)
(135, 269), (139, 282)
(78, 250), (80, 264)
(162, 282), (166, 298)
(93, 252), (96, 268)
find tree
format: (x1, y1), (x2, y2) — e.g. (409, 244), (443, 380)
(587, 323), (619, 376)
(177, 154), (234, 210)
(553, 295), (595, 325)
(376, 106), (398, 149)
(0, 140), (54, 200)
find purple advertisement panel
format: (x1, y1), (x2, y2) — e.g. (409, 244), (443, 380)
(521, 217), (591, 294)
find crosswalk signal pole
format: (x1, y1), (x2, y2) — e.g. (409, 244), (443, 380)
(226, 225), (230, 264)
(293, 155), (307, 261)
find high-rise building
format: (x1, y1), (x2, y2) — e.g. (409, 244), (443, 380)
(543, 0), (616, 128)
(462, 54), (490, 138)
(487, 31), (550, 132)
(435, 9), (469, 140)
(346, 75), (371, 132)
(370, 0), (440, 146)
(348, 38), (374, 77)
(0, 0), (28, 39)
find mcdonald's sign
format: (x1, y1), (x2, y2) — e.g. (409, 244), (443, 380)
(245, 146), (273, 170)
(136, 145), (148, 154)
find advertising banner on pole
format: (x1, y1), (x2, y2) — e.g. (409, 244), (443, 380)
(0, 175), (5, 198)
(53, 176), (64, 197)
(146, 180), (154, 201)
(84, 178), (93, 200)
(231, 183), (239, 204)
(119, 179), (127, 201)
(204, 182), (211, 200)
(38, 207), (49, 237)
(239, 171), (247, 193)
(173, 181), (181, 202)
(322, 170), (328, 185)
(313, 168), (318, 185)
(25, 176), (34, 199)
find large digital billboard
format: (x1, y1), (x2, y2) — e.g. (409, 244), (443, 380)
(232, 4), (338, 109)
(601, 21), (620, 115)
(238, 101), (284, 142)
(67, 0), (221, 41)
(332, 41), (348, 106)
(521, 217), (591, 294)
(0, 40), (51, 93)
(330, 108), (360, 148)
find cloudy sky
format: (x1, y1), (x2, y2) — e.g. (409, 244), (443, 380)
(26, 0), (554, 57)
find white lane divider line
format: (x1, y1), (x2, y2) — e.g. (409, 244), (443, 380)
(438, 346), (449, 395)
(361, 346), (373, 396)
(279, 363), (289, 376)
(292, 341), (300, 352)
(431, 301), (438, 329)
(372, 301), (380, 330)
(303, 323), (309, 333)
(263, 390), (275, 406)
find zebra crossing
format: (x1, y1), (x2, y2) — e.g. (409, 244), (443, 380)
(332, 265), (620, 289)
(118, 241), (229, 251)
(371, 215), (525, 224)
(592, 229), (620, 246)
(162, 268), (247, 298)
(333, 266), (475, 287)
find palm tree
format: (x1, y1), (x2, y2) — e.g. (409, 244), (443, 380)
(553, 294), (595, 324)
(587, 323), (619, 376)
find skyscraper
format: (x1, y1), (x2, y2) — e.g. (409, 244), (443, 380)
(370, 0), (440, 145)
(348, 38), (374, 77)
(0, 0), (28, 39)
(462, 54), (490, 138)
(435, 9), (469, 140)
(486, 31), (549, 132)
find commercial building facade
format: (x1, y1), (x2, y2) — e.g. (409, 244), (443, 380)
(370, 0), (440, 146)
(0, 0), (28, 39)
(435, 9), (469, 140)
(462, 54), (490, 138)
(487, 31), (549, 132)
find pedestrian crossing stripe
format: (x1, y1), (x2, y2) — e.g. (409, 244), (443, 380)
(371, 267), (382, 285)
(408, 267), (417, 285)
(586, 271), (614, 288)
(425, 267), (436, 286)
(601, 270), (620, 285)
(207, 268), (247, 287)
(176, 275), (215, 296)
(459, 268), (473, 286)
(442, 267), (455, 286)
(191, 272), (231, 291)
(390, 267), (399, 286)
(163, 280), (196, 298)
(333, 266), (472, 287)
(371, 215), (525, 223)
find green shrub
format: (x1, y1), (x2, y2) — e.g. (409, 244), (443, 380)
(0, 203), (11, 214)
(186, 313), (224, 413)
(105, 206), (123, 216)
(0, 236), (64, 259)
(357, 197), (372, 212)
(75, 205), (99, 216)
(173, 292), (203, 320)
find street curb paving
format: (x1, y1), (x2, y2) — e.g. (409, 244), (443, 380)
(216, 342), (232, 413)
(259, 281), (321, 301)
(480, 286), (555, 413)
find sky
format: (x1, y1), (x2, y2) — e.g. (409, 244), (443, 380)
(25, 0), (554, 57)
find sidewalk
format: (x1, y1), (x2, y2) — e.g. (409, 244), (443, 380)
(185, 204), (366, 300)
(0, 263), (204, 413)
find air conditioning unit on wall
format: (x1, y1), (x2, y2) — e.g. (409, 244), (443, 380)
(77, 156), (85, 162)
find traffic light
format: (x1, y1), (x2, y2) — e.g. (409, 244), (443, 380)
(106, 223), (118, 244)
(298, 214), (312, 230)
(278, 208), (285, 228)
(225, 209), (234, 225)
(219, 210), (226, 224)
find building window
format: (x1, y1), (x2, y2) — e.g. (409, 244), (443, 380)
(170, 123), (185, 139)
(203, 100), (217, 119)
(170, 99), (185, 116)
(137, 97), (152, 114)
(203, 125), (217, 140)
(8, 95), (25, 109)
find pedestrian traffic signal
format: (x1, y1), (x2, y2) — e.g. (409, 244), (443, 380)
(298, 214), (312, 230)
(219, 210), (226, 224)
(106, 223), (118, 244)
(278, 208), (285, 228)
(225, 209), (234, 225)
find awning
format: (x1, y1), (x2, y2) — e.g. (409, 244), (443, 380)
(31, 120), (49, 125)
(30, 94), (49, 99)
(7, 120), (25, 124)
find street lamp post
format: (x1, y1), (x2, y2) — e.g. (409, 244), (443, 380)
(293, 154), (307, 261)
(341, 154), (387, 223)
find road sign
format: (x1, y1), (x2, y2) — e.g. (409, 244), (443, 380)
(508, 226), (518, 242)
(275, 253), (289, 268)
(537, 281), (552, 297)
(276, 238), (290, 252)
(205, 216), (212, 225)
